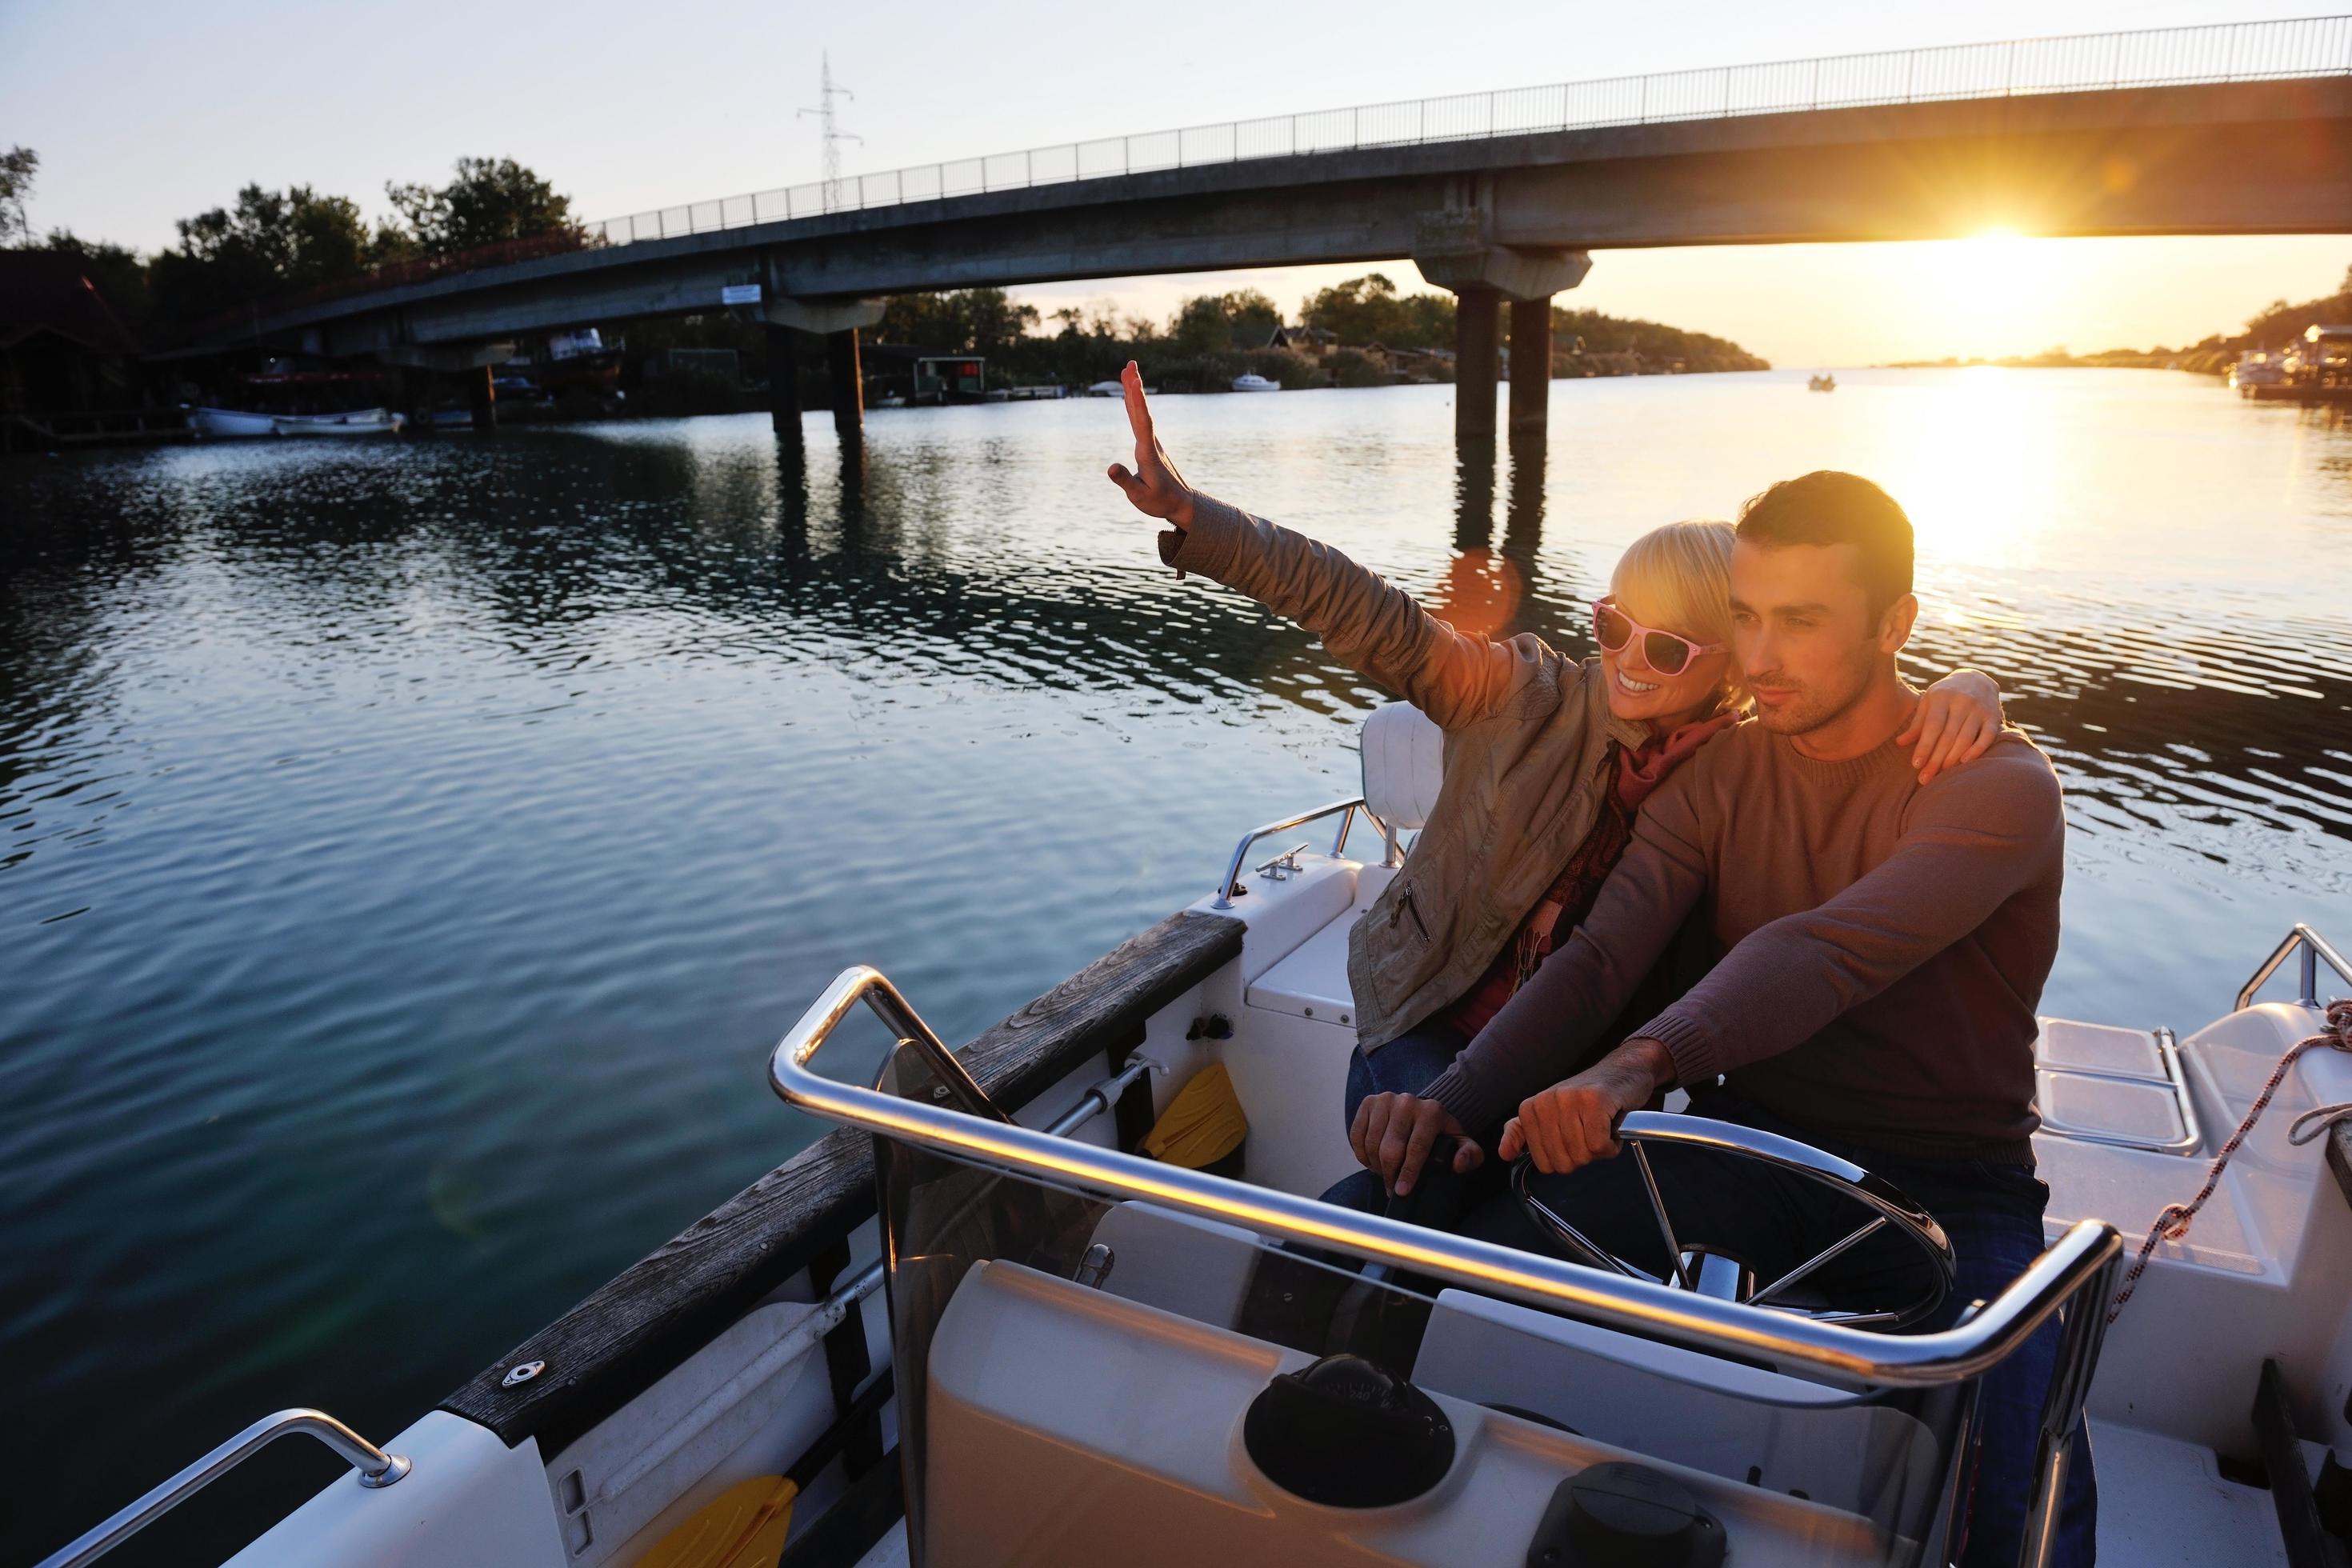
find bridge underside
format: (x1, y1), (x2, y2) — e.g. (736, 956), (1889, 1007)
(234, 77), (2350, 364)
(189, 78), (2350, 453)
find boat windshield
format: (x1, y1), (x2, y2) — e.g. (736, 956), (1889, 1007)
(870, 1047), (1965, 1568)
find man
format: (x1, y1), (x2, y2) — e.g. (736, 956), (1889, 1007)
(1352, 470), (2090, 1566)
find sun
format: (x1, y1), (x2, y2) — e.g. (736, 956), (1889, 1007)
(1905, 228), (2046, 359)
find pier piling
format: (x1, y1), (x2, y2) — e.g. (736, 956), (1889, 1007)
(826, 330), (863, 445)
(468, 366), (496, 433)
(1510, 297), (1553, 443)
(767, 325), (802, 437)
(1454, 290), (1499, 444)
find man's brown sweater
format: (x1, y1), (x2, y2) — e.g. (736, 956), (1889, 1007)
(1422, 718), (2066, 1164)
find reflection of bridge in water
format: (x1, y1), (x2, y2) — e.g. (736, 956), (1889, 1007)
(184, 18), (2352, 448)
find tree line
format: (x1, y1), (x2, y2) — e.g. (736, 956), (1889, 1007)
(0, 146), (576, 342)
(862, 272), (1769, 393)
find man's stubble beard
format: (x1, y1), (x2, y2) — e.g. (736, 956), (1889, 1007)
(1752, 645), (1881, 737)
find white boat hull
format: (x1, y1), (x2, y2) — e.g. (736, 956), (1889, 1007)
(192, 406), (406, 439)
(189, 407), (278, 438)
(273, 409), (406, 436)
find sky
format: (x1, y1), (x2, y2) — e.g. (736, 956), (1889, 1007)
(2, 0), (2345, 366)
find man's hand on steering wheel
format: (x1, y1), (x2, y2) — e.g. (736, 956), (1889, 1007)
(1350, 1092), (1484, 1198)
(1105, 361), (1198, 530)
(1500, 1038), (1676, 1175)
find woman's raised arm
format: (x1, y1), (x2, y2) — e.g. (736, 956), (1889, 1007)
(1106, 363), (1543, 729)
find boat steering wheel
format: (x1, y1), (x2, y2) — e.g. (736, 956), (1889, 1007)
(1511, 1111), (1957, 1329)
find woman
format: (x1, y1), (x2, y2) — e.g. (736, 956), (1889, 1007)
(1104, 363), (2002, 1208)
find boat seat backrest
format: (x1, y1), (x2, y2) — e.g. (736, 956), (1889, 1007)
(1361, 702), (1443, 832)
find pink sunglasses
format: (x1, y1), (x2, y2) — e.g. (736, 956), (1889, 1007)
(1592, 596), (1725, 677)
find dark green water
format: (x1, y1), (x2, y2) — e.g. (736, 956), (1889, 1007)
(4, 370), (2349, 1562)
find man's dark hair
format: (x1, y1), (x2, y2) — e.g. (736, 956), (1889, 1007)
(1734, 470), (1914, 617)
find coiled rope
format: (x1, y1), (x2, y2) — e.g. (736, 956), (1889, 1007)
(2106, 998), (2352, 1326)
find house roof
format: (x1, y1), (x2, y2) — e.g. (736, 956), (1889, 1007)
(0, 250), (143, 357)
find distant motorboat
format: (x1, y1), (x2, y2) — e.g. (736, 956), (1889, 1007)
(1231, 373), (1279, 393)
(2230, 350), (2286, 395)
(1086, 380), (1124, 397)
(1807, 373), (1837, 392)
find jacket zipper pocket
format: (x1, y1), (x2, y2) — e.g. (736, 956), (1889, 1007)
(1394, 890), (1430, 942)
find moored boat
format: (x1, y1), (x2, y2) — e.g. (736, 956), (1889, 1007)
(187, 406), (279, 438)
(1808, 373), (1837, 392)
(1232, 373), (1279, 392)
(270, 409), (407, 436)
(34, 703), (2352, 1568)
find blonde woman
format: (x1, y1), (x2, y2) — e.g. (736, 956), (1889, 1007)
(1105, 364), (2002, 1208)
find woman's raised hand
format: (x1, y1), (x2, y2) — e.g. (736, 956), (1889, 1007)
(1105, 361), (1196, 529)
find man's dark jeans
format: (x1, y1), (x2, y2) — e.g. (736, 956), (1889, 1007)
(1323, 1049), (2096, 1567)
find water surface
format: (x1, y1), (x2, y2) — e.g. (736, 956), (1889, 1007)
(4, 369), (2349, 1561)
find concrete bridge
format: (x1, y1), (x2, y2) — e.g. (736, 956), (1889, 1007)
(198, 16), (2352, 446)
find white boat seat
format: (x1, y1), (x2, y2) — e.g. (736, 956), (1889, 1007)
(1361, 702), (1443, 833)
(1239, 705), (1433, 1027)
(2032, 1018), (2196, 1154)
(1242, 868), (1393, 1027)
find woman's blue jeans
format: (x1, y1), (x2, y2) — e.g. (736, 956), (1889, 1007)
(1318, 1022), (1469, 1215)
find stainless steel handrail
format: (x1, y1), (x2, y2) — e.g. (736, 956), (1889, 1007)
(1211, 796), (1376, 910)
(34, 1409), (410, 1568)
(2236, 922), (2352, 1012)
(770, 966), (2121, 1390)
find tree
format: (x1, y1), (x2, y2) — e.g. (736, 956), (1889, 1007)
(1170, 289), (1283, 354)
(148, 183), (382, 325)
(1298, 272), (1454, 350)
(0, 146), (37, 246)
(33, 229), (154, 334)
(876, 288), (1039, 357)
(386, 157), (578, 257)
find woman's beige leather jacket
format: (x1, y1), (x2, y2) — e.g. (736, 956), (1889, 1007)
(1163, 495), (1650, 1053)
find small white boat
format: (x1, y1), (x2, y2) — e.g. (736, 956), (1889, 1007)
(38, 702), (2352, 1568)
(271, 409), (406, 437)
(1086, 380), (1125, 397)
(187, 406), (278, 438)
(1232, 373), (1280, 393)
(192, 406), (406, 438)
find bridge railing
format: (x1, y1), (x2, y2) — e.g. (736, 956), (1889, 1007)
(577, 14), (2349, 250)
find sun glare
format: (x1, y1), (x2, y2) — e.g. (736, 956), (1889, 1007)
(1898, 228), (2056, 362)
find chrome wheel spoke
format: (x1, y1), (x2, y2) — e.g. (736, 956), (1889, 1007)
(1748, 1216), (1888, 1309)
(1630, 1141), (1694, 1290)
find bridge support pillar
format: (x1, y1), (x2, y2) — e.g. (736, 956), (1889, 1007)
(469, 365), (496, 433)
(1454, 290), (1500, 443)
(1416, 210), (1588, 450)
(1510, 297), (1553, 444)
(826, 330), (863, 445)
(767, 324), (802, 437)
